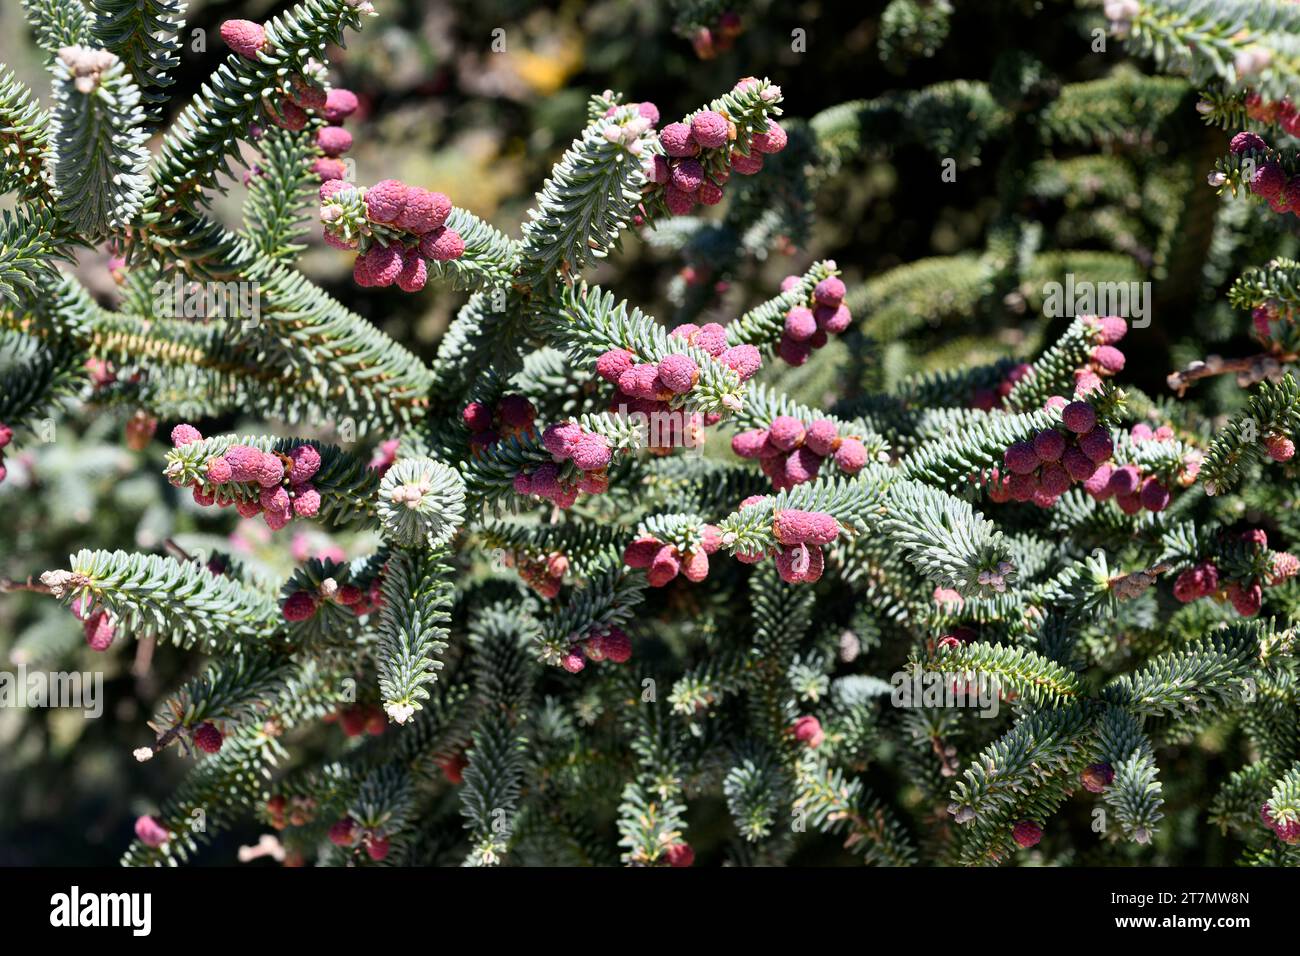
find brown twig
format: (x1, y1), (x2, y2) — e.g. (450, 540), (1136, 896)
(1167, 351), (1298, 397)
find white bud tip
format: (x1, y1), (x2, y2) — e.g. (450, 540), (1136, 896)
(133, 747), (155, 763)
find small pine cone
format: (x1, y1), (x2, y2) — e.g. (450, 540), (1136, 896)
(1251, 161), (1287, 201)
(396, 247), (428, 293)
(328, 817), (356, 847)
(691, 111), (730, 149)
(730, 150), (763, 175)
(813, 277), (846, 307)
(206, 456), (233, 483)
(323, 88), (359, 123)
(272, 98), (309, 132)
(1227, 580), (1262, 617)
(791, 715), (824, 748)
(287, 444), (321, 484)
(1080, 762), (1115, 794)
(83, 611), (115, 651)
(223, 444), (261, 482)
(497, 395), (535, 429)
(283, 591), (317, 622)
(418, 226), (465, 261)
(395, 188), (452, 234)
(768, 415), (806, 451)
(252, 452), (283, 488)
(601, 627), (633, 663)
(1138, 476), (1170, 512)
(316, 125), (353, 157)
(697, 180), (724, 205)
(1032, 428), (1066, 463)
(1003, 441), (1039, 475)
(1091, 345), (1126, 374)
(773, 509), (840, 546)
(1078, 426), (1114, 464)
(671, 158), (705, 193)
(571, 432), (612, 472)
(235, 498), (262, 518)
(170, 423), (202, 447)
(1012, 820), (1043, 848)
(814, 303), (851, 334)
(718, 344), (761, 381)
(134, 815), (170, 848)
(220, 20), (266, 59)
(692, 323), (729, 357)
(1107, 464), (1141, 497)
(596, 349), (636, 383)
(751, 120), (787, 154)
(833, 438), (867, 474)
(1269, 552), (1300, 585)
(664, 185), (696, 215)
(309, 156), (345, 180)
(362, 244), (404, 287)
(561, 650), (586, 673)
(365, 179), (410, 224)
(659, 123), (698, 157)
(783, 306), (816, 342)
(1229, 131), (1268, 154)
(648, 545), (682, 587)
(804, 419), (839, 457)
(192, 722), (223, 754)
(1061, 401), (1097, 434)
(291, 484), (320, 517)
(681, 549), (710, 582)
(731, 429), (770, 459)
(664, 842), (695, 867)
(1265, 432), (1296, 462)
(657, 353), (699, 393)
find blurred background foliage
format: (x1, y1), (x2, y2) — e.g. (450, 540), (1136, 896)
(0, 0), (1278, 864)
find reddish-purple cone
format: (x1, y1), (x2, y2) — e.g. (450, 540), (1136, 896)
(1078, 427), (1114, 464)
(596, 348), (636, 383)
(395, 188), (452, 235)
(397, 248), (428, 293)
(752, 120), (788, 154)
(657, 353), (699, 393)
(206, 456), (233, 484)
(287, 444), (321, 484)
(1139, 476), (1170, 512)
(791, 715), (824, 748)
(769, 416), (806, 451)
(814, 303), (852, 334)
(323, 88), (359, 124)
(571, 433), (611, 472)
(283, 591), (317, 622)
(665, 842), (695, 867)
(1061, 401), (1097, 434)
(170, 423), (202, 447)
(671, 158), (705, 193)
(361, 244), (404, 287)
(365, 179), (410, 224)
(731, 151), (763, 175)
(773, 509), (840, 546)
(135, 816), (169, 848)
(813, 276), (846, 307)
(193, 722), (223, 754)
(834, 438), (867, 474)
(1032, 428), (1066, 463)
(1080, 762), (1115, 794)
(664, 185), (696, 215)
(328, 817), (356, 847)
(418, 227), (465, 262)
(804, 419), (839, 457)
(220, 20), (266, 59)
(316, 126), (352, 156)
(784, 307), (816, 342)
(291, 484), (321, 517)
(497, 395), (535, 429)
(659, 123), (698, 157)
(719, 344), (762, 381)
(1004, 441), (1039, 475)
(691, 111), (730, 149)
(1012, 820), (1043, 848)
(1062, 446), (1097, 482)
